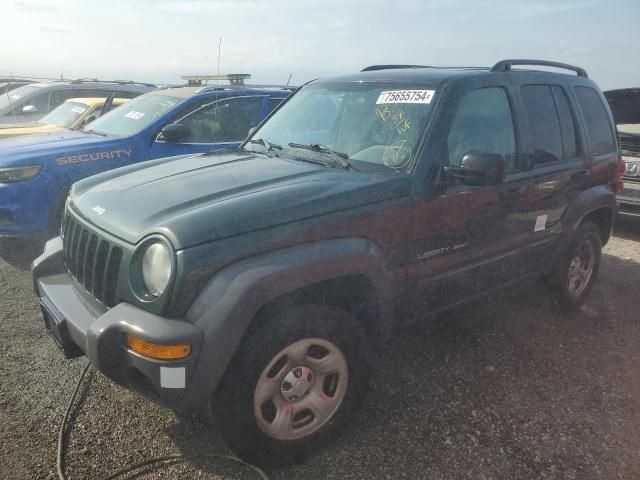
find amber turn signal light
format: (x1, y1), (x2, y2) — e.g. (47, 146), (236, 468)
(125, 334), (191, 360)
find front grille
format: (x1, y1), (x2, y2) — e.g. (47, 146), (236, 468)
(62, 211), (123, 307)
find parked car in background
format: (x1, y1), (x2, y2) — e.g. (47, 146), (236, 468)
(604, 88), (640, 215)
(0, 77), (40, 96)
(0, 97), (129, 140)
(0, 79), (154, 124)
(0, 76), (292, 239)
(32, 60), (620, 465)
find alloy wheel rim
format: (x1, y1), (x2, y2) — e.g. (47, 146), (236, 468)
(253, 338), (348, 440)
(566, 238), (595, 298)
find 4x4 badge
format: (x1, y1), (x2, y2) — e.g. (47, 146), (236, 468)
(92, 205), (106, 215)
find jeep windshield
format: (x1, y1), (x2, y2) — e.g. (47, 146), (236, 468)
(40, 100), (90, 128)
(245, 82), (436, 172)
(83, 93), (181, 137)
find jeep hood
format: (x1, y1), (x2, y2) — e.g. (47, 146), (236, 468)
(70, 151), (410, 249)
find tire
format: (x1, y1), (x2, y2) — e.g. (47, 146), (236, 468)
(212, 304), (372, 466)
(550, 221), (602, 311)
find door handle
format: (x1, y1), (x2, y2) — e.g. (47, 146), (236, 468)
(505, 185), (527, 196)
(571, 170), (590, 181)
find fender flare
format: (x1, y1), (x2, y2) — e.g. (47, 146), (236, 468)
(181, 237), (394, 407)
(552, 185), (616, 266)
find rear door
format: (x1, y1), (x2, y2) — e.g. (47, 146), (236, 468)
(511, 80), (591, 265)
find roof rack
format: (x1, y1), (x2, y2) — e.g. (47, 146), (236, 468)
(361, 64), (429, 72)
(195, 83), (296, 94)
(68, 78), (156, 87)
(491, 59), (588, 77)
(181, 74), (251, 86)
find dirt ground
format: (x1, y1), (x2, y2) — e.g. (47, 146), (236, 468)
(1, 217), (639, 480)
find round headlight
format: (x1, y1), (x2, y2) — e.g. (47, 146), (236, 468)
(142, 242), (173, 297)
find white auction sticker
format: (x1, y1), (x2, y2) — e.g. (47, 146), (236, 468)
(125, 110), (145, 120)
(534, 214), (547, 232)
(376, 90), (435, 104)
(71, 106), (87, 114)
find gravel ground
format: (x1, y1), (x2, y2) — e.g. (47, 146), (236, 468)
(1, 218), (639, 480)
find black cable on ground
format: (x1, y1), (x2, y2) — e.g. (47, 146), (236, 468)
(56, 361), (269, 480)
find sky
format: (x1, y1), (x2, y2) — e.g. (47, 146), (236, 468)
(1, 0), (638, 90)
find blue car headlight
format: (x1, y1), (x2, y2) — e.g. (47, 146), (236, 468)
(0, 165), (42, 183)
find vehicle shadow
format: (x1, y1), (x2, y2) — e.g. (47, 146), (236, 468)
(614, 214), (640, 241)
(161, 252), (640, 479)
(0, 238), (45, 271)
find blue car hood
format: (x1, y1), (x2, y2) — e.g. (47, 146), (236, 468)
(0, 130), (113, 167)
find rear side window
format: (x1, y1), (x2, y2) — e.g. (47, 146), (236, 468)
(551, 86), (577, 159)
(447, 87), (517, 171)
(521, 85), (563, 164)
(574, 87), (616, 155)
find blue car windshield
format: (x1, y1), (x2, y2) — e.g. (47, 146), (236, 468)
(84, 93), (182, 137)
(247, 82), (436, 171)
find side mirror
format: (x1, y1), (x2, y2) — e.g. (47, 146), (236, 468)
(22, 105), (38, 115)
(159, 123), (189, 143)
(443, 151), (505, 186)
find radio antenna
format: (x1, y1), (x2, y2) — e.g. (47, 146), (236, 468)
(286, 73), (292, 86)
(212, 37), (222, 147)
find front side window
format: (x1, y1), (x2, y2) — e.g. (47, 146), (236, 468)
(175, 96), (264, 143)
(447, 87), (517, 170)
(247, 82), (436, 171)
(575, 86), (616, 155)
(84, 93), (182, 137)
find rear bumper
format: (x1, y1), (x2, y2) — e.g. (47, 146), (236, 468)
(618, 179), (640, 215)
(33, 238), (207, 410)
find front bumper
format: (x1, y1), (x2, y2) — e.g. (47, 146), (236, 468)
(618, 178), (640, 215)
(33, 238), (205, 410)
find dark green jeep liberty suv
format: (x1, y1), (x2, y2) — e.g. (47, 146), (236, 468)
(32, 59), (622, 464)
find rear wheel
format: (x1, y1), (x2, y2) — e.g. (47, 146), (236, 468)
(550, 221), (602, 311)
(212, 304), (372, 466)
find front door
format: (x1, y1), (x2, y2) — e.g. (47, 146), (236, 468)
(149, 95), (268, 159)
(402, 81), (531, 319)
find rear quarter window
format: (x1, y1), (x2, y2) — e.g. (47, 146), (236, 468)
(574, 86), (616, 156)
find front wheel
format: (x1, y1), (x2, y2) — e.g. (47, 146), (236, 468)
(550, 221), (602, 311)
(212, 304), (372, 466)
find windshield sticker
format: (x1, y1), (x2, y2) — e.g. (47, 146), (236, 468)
(376, 90), (435, 105)
(376, 105), (411, 134)
(383, 140), (411, 169)
(125, 111), (145, 120)
(10, 94), (21, 100)
(71, 106), (87, 114)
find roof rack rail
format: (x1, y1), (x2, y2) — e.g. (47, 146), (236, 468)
(69, 78), (156, 87)
(361, 64), (429, 72)
(491, 59), (588, 77)
(195, 83), (296, 94)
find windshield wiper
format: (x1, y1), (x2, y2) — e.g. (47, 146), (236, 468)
(248, 138), (282, 157)
(83, 129), (107, 137)
(287, 143), (354, 171)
